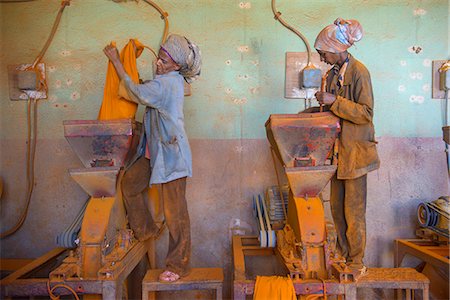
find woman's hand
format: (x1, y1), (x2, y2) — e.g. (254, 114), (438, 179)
(315, 91), (336, 105)
(103, 44), (120, 64)
(103, 43), (126, 80)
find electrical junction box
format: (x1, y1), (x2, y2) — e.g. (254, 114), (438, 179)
(432, 60), (448, 99)
(439, 62), (450, 91)
(285, 52), (329, 99)
(7, 63), (47, 100)
(300, 66), (322, 88)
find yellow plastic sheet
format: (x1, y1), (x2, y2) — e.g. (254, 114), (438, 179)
(253, 276), (296, 300)
(98, 39), (145, 120)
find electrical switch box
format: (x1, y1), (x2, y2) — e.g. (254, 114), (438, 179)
(300, 66), (322, 88)
(285, 52), (329, 99)
(439, 62), (450, 91)
(432, 60), (448, 99)
(7, 63), (47, 100)
(17, 70), (38, 90)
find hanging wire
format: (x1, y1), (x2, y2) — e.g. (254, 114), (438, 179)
(1, 1), (69, 239)
(141, 0), (169, 44)
(0, 96), (38, 239)
(113, 0), (169, 45)
(30, 0), (71, 69)
(271, 0), (312, 66)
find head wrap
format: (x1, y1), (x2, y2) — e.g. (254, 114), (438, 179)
(160, 34), (202, 83)
(314, 18), (363, 54)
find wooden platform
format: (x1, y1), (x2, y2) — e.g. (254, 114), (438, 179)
(356, 268), (430, 300)
(142, 268), (223, 300)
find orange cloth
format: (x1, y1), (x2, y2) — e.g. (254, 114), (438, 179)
(253, 276), (296, 300)
(98, 39), (159, 214)
(98, 39), (145, 120)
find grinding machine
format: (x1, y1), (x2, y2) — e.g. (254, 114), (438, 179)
(265, 111), (362, 282)
(0, 118), (150, 299)
(48, 118), (144, 297)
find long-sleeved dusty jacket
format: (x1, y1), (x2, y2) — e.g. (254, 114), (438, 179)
(119, 71), (192, 185)
(327, 54), (380, 179)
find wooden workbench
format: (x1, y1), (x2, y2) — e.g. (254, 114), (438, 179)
(395, 238), (449, 299)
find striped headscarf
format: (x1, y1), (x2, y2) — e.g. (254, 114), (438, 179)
(314, 18), (363, 54)
(160, 34), (202, 83)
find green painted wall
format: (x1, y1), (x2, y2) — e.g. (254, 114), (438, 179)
(1, 4), (449, 293)
(1, 0), (448, 141)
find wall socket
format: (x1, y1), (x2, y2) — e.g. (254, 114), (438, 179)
(7, 63), (47, 100)
(432, 60), (448, 99)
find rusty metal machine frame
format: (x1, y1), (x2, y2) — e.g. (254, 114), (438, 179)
(238, 112), (431, 299)
(1, 240), (153, 299)
(1, 119), (154, 299)
(232, 236), (430, 300)
(232, 236), (352, 299)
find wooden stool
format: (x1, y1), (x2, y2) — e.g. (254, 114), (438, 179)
(356, 268), (430, 300)
(142, 268), (224, 300)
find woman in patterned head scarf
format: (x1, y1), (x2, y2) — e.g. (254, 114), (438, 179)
(104, 34), (202, 282)
(160, 34), (202, 83)
(313, 18), (380, 280)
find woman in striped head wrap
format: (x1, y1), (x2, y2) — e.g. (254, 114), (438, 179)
(313, 18), (380, 280)
(104, 34), (202, 282)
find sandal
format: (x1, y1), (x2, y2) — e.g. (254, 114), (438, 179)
(158, 270), (180, 283)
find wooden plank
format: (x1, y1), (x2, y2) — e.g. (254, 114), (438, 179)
(356, 268), (429, 289)
(143, 268), (223, 285)
(423, 247), (449, 257)
(242, 248), (274, 256)
(1, 247), (66, 285)
(0, 259), (34, 271)
(232, 235), (246, 281)
(240, 236), (260, 246)
(396, 239), (449, 270)
(143, 268), (223, 300)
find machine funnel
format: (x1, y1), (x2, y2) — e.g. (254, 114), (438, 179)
(266, 112), (340, 168)
(69, 166), (121, 198)
(286, 165), (337, 197)
(266, 112), (340, 197)
(63, 119), (141, 168)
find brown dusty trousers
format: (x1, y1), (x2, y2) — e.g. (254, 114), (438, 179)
(121, 156), (191, 276)
(330, 174), (367, 267)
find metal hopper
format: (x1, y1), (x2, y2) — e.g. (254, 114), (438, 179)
(265, 112), (340, 197)
(63, 119), (142, 197)
(63, 119), (141, 168)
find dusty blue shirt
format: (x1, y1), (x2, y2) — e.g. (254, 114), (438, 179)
(119, 71), (192, 185)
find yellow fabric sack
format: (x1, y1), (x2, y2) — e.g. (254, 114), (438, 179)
(253, 276), (296, 300)
(98, 39), (161, 216)
(98, 39), (145, 120)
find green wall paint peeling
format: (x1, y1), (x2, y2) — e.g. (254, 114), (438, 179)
(1, 0), (448, 141)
